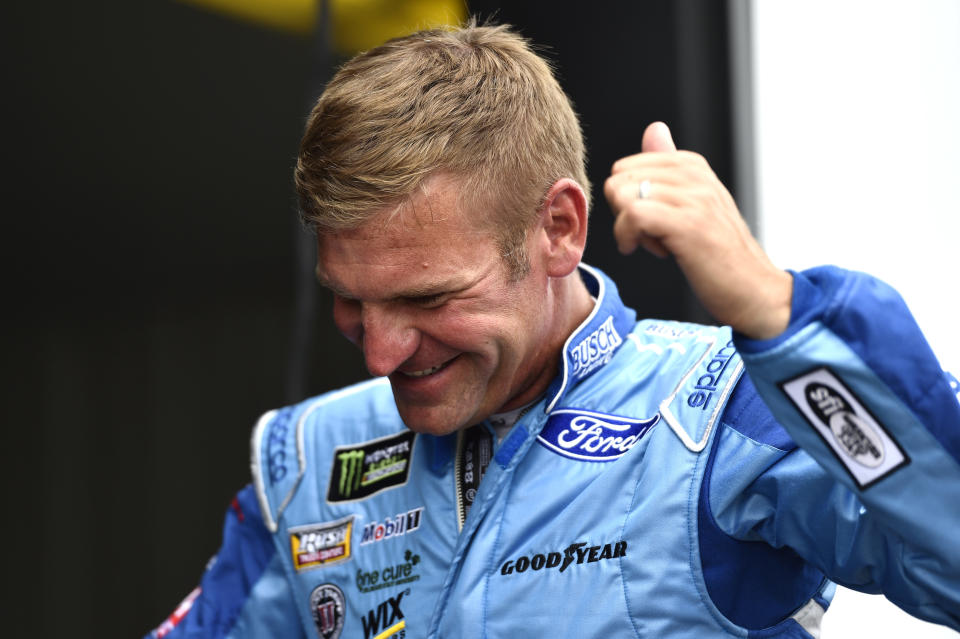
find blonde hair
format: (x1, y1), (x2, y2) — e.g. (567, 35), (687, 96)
(295, 21), (590, 277)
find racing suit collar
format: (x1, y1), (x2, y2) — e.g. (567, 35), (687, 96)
(544, 264), (636, 413)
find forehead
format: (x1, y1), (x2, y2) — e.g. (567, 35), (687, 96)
(315, 175), (501, 298)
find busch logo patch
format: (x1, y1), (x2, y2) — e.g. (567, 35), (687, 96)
(570, 315), (623, 378)
(360, 508), (424, 546)
(310, 584), (346, 639)
(290, 516), (354, 571)
(538, 409), (659, 461)
(781, 367), (908, 488)
(328, 431), (416, 502)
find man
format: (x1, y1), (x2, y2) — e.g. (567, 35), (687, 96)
(149, 22), (960, 639)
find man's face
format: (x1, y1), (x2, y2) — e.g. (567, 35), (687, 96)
(315, 175), (559, 435)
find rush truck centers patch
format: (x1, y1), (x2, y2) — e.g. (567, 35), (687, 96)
(328, 431), (416, 502)
(780, 367), (908, 488)
(289, 516), (354, 571)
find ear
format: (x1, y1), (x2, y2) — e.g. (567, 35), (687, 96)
(537, 178), (588, 278)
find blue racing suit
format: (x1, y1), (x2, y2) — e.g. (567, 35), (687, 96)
(147, 264), (960, 638)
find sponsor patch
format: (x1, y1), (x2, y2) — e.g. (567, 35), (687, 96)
(687, 340), (737, 411)
(310, 584), (346, 639)
(360, 508), (424, 546)
(456, 425), (493, 527)
(361, 589), (409, 639)
(290, 516), (354, 571)
(355, 549), (422, 594)
(328, 431), (416, 503)
(538, 409), (659, 461)
(500, 540), (627, 575)
(266, 406), (295, 484)
(151, 586), (201, 638)
(780, 367), (908, 488)
(643, 322), (703, 339)
(570, 315), (623, 378)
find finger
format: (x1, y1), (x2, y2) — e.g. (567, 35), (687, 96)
(613, 200), (675, 255)
(613, 209), (671, 257)
(638, 235), (670, 258)
(641, 121), (677, 153)
(611, 150), (687, 175)
(604, 167), (700, 204)
(608, 180), (690, 216)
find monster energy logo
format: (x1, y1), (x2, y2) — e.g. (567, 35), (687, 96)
(327, 431), (416, 503)
(338, 450), (365, 496)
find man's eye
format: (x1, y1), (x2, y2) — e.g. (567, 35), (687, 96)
(411, 293), (447, 307)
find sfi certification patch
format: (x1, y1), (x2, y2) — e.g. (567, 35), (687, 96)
(780, 367), (908, 489)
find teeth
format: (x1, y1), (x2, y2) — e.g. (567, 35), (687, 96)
(405, 363), (445, 378)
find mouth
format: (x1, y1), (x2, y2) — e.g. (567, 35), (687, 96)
(398, 355), (458, 379)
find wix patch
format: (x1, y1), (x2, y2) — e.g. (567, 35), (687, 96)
(780, 367), (908, 488)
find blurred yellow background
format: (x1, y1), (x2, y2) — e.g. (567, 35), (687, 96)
(177, 0), (467, 53)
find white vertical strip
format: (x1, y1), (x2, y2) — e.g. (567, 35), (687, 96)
(752, 0), (960, 371)
(727, 0), (759, 235)
(750, 1), (960, 636)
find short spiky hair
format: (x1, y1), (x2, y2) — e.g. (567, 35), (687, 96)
(295, 20), (590, 277)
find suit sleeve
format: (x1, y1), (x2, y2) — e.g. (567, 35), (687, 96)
(713, 266), (960, 630)
(144, 484), (305, 639)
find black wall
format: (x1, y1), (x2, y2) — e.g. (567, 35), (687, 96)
(2, 2), (733, 636)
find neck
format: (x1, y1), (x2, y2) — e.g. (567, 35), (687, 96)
(498, 268), (594, 412)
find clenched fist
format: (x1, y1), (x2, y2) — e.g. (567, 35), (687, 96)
(604, 122), (793, 340)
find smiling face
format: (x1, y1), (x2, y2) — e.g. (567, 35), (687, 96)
(315, 175), (579, 436)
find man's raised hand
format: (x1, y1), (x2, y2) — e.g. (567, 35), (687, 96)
(603, 122), (793, 340)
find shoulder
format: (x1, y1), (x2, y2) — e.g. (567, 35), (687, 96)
(250, 378), (401, 531)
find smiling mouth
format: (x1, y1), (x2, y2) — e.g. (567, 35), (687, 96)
(400, 356), (457, 378)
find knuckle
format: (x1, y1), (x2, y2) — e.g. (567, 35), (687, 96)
(678, 150), (707, 166)
(603, 175), (619, 200)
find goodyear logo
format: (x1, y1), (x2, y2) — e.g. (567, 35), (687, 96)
(327, 431), (416, 503)
(289, 516), (354, 571)
(500, 540), (627, 575)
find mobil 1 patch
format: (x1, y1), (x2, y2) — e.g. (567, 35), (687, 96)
(780, 367), (908, 489)
(327, 430), (416, 503)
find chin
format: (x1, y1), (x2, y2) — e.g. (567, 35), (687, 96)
(396, 405), (474, 436)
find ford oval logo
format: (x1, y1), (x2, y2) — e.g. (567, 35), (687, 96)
(538, 409), (659, 462)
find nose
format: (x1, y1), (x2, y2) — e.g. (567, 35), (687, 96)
(334, 297), (419, 377)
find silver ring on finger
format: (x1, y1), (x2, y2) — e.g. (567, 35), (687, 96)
(637, 179), (652, 200)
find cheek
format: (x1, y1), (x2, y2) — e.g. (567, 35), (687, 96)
(332, 297), (362, 344)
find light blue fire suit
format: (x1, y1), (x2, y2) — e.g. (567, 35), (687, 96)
(148, 264), (960, 638)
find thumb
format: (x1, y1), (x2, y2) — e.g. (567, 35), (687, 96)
(641, 121), (677, 153)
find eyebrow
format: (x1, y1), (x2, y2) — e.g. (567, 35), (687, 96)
(314, 269), (460, 301)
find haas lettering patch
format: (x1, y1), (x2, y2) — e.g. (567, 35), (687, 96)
(780, 367), (908, 488)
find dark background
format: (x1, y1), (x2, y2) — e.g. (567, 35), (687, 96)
(2, 1), (734, 635)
